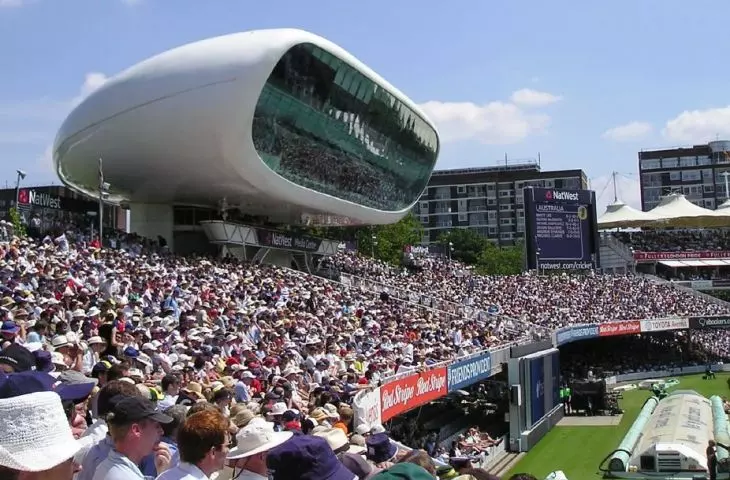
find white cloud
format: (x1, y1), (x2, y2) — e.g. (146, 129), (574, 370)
(591, 174), (643, 213)
(662, 106), (730, 143)
(419, 100), (551, 145)
(509, 88), (562, 107)
(71, 72), (109, 106)
(601, 121), (653, 142)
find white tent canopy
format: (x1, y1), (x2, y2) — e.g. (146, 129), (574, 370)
(598, 201), (659, 229)
(646, 193), (729, 227)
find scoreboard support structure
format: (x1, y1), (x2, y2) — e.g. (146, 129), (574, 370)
(523, 187), (600, 271)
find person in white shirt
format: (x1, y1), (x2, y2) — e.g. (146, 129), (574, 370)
(156, 409), (230, 480)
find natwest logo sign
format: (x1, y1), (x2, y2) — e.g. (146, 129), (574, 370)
(598, 320), (641, 337)
(18, 189), (61, 210)
(545, 190), (579, 201)
(380, 368), (447, 421)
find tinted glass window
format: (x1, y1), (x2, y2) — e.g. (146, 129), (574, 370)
(252, 43), (439, 212)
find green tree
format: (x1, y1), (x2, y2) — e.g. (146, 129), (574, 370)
(9, 208), (25, 238)
(437, 228), (488, 265)
(356, 212), (423, 264)
(476, 241), (524, 275)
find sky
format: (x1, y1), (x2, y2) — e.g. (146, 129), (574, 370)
(3, 0), (730, 213)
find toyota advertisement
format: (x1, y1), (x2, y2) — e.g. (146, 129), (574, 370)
(524, 187), (600, 271)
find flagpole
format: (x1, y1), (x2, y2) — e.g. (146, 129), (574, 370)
(98, 158), (104, 245)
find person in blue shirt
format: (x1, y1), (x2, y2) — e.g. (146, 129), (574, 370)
(139, 405), (186, 476)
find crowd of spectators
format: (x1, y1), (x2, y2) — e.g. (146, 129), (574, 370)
(0, 229), (541, 479)
(4, 220), (730, 479)
(617, 230), (730, 252)
(334, 252), (730, 329)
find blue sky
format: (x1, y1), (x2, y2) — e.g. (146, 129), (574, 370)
(3, 0), (730, 213)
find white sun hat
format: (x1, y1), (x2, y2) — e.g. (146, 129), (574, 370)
(227, 422), (292, 460)
(0, 391), (85, 471)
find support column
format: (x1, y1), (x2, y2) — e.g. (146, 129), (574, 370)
(129, 203), (174, 252)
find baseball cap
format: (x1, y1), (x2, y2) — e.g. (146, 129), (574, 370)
(106, 395), (173, 425)
(0, 344), (36, 372)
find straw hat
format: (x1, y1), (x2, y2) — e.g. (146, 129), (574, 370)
(227, 422), (292, 460)
(314, 428), (365, 455)
(0, 391), (85, 471)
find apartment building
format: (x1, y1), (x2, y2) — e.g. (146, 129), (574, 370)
(639, 140), (730, 211)
(413, 159), (588, 244)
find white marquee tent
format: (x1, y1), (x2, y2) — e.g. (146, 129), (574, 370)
(597, 201), (659, 229)
(645, 193), (729, 228)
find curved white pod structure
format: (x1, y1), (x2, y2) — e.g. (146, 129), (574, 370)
(53, 28), (440, 227)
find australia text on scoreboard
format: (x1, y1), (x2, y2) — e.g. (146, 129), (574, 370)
(524, 187), (600, 271)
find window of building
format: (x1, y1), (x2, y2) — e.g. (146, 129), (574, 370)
(641, 159), (661, 170)
(669, 171), (681, 181)
(704, 185), (714, 194)
(698, 155), (712, 166)
(662, 158), (679, 168)
(457, 185), (466, 194)
(458, 212), (468, 222)
(252, 43), (439, 212)
(679, 156), (697, 167)
(681, 170), (701, 182)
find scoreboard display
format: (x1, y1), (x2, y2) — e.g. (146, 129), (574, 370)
(524, 187), (599, 270)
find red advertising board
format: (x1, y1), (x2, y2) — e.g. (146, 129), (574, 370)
(633, 251), (730, 261)
(598, 320), (642, 337)
(380, 368), (448, 422)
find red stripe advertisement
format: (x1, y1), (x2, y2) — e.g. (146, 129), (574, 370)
(633, 251), (730, 261)
(380, 368), (448, 422)
(598, 320), (642, 337)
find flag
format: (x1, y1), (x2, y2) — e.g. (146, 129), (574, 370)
(98, 158), (104, 190)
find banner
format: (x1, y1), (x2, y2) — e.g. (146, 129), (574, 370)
(447, 353), (492, 392)
(689, 316), (730, 329)
(380, 368), (448, 422)
(352, 387), (382, 431)
(640, 317), (689, 332)
(633, 251), (730, 261)
(255, 228), (322, 252)
(529, 356), (546, 426)
(555, 325), (599, 346)
(598, 320), (641, 337)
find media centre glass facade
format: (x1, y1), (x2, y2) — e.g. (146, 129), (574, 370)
(252, 42), (439, 212)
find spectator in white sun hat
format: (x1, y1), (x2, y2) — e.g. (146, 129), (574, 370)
(227, 421), (292, 480)
(0, 390), (85, 479)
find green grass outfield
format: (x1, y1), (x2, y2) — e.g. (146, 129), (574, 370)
(504, 373), (730, 479)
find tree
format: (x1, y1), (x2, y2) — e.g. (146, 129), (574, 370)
(437, 228), (488, 265)
(476, 241), (524, 275)
(9, 208), (25, 238)
(356, 212), (423, 264)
